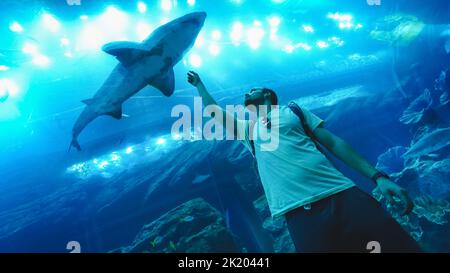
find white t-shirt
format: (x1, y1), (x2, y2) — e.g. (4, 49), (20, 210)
(237, 105), (355, 217)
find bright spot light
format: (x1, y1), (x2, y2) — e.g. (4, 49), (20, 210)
(230, 22), (244, 46)
(246, 27), (265, 50)
(125, 146), (134, 154)
(339, 22), (353, 29)
(296, 42), (312, 51)
(272, 0), (286, 3)
(284, 44), (295, 54)
(80, 15), (88, 20)
(316, 41), (329, 49)
(253, 20), (262, 27)
(111, 154), (120, 161)
(209, 44), (221, 56)
(60, 37), (70, 46)
(98, 161), (109, 169)
(32, 55), (50, 67)
(355, 23), (363, 30)
(156, 138), (166, 145)
(212, 30), (222, 40)
(0, 65), (10, 71)
(189, 53), (202, 67)
(22, 42), (38, 55)
(327, 12), (353, 22)
(137, 1), (147, 13)
(329, 36), (344, 46)
(161, 0), (173, 11)
(302, 25), (314, 33)
(9, 22), (24, 33)
(268, 16), (281, 27)
(42, 13), (61, 33)
(187, 0), (196, 6)
(136, 22), (152, 40)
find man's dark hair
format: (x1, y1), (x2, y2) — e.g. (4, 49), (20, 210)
(262, 88), (278, 105)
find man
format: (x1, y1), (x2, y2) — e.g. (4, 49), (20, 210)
(187, 71), (421, 253)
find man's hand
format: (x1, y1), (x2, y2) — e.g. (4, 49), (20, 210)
(187, 71), (202, 87)
(376, 177), (414, 215)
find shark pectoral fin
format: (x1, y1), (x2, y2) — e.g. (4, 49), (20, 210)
(150, 69), (175, 97)
(102, 41), (149, 66)
(106, 106), (123, 120)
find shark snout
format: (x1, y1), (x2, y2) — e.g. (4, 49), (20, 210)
(185, 12), (207, 27)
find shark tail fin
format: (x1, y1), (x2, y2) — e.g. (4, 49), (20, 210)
(69, 138), (82, 152)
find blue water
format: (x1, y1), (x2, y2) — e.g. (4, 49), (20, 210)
(0, 0), (450, 253)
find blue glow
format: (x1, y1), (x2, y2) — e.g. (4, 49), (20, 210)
(156, 138), (166, 145)
(0, 65), (10, 71)
(187, 0), (196, 6)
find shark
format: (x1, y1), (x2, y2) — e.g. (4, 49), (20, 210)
(70, 12), (207, 151)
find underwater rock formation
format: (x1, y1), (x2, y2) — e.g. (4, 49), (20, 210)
(376, 146), (408, 174)
(116, 198), (239, 253)
(399, 88), (433, 124)
(253, 196), (295, 253)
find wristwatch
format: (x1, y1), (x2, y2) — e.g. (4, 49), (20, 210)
(371, 171), (390, 184)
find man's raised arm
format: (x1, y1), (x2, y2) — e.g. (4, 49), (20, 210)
(187, 71), (240, 139)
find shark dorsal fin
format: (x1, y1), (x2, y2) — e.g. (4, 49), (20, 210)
(150, 68), (175, 97)
(102, 42), (150, 66)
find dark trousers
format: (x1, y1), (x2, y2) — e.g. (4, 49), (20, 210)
(285, 186), (422, 253)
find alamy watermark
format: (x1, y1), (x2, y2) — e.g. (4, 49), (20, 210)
(367, 0), (381, 6)
(170, 97), (279, 152)
(66, 0), (81, 5)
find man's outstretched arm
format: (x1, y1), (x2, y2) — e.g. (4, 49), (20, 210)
(313, 126), (414, 215)
(187, 71), (240, 138)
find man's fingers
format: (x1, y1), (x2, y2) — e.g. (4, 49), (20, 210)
(384, 190), (395, 205)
